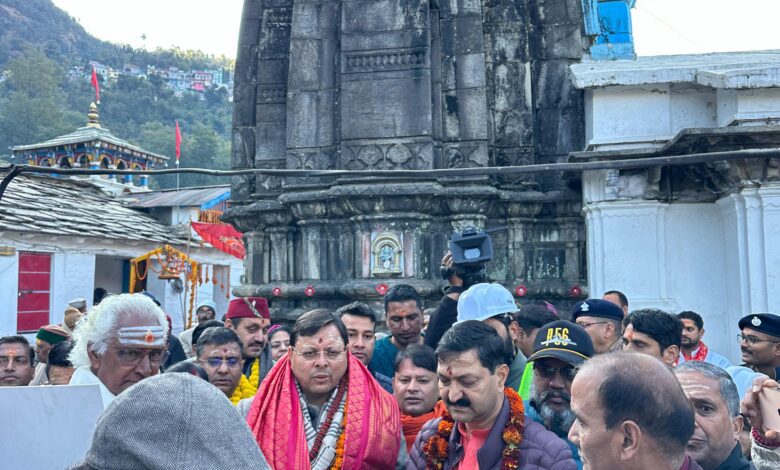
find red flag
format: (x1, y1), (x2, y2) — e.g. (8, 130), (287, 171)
(191, 222), (245, 259)
(90, 65), (100, 104)
(175, 121), (182, 163)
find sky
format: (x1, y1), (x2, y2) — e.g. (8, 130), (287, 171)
(51, 0), (780, 58)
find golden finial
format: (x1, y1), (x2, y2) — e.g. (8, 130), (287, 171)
(86, 102), (101, 128)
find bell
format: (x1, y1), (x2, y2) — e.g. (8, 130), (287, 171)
(158, 270), (180, 280)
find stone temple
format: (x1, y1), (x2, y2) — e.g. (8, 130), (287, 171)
(226, 0), (635, 319)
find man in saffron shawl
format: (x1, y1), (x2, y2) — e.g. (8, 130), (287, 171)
(246, 309), (406, 469)
(393, 344), (447, 450)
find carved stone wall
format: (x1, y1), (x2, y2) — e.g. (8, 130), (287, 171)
(228, 0), (589, 319)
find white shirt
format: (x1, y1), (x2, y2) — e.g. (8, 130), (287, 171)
(69, 366), (116, 410)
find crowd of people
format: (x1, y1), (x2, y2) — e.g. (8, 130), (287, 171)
(3, 273), (780, 469)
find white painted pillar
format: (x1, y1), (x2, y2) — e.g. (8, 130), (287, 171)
(0, 253), (19, 336)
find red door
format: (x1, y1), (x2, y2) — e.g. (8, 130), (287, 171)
(17, 252), (51, 333)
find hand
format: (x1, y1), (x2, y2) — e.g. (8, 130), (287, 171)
(742, 376), (780, 441)
(441, 251), (463, 287)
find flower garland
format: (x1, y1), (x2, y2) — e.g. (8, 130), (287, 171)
(229, 358), (260, 405)
(422, 387), (525, 470)
(329, 401), (348, 469)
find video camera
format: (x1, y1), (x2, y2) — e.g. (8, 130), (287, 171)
(441, 227), (494, 288)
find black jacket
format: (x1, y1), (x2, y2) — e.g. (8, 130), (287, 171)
(715, 443), (754, 470)
(424, 294), (459, 350)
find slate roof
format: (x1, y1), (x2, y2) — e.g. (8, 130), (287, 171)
(0, 172), (187, 244)
(125, 185), (230, 209)
(11, 125), (169, 163)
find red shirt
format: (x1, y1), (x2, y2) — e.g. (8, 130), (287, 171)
(457, 422), (491, 469)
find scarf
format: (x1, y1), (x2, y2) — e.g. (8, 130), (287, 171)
(246, 353), (401, 469)
(400, 400), (448, 450)
(676, 341), (709, 366)
(296, 379), (347, 470)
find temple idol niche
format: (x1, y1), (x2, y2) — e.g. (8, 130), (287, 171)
(226, 0), (590, 319)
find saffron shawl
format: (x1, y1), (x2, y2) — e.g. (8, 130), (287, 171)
(246, 353), (401, 469)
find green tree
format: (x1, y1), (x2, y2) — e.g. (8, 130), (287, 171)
(0, 47), (79, 151)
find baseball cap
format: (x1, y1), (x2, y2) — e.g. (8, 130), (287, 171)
(456, 283), (518, 324)
(527, 320), (594, 366)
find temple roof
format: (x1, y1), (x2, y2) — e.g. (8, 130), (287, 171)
(571, 50), (780, 89)
(125, 185), (230, 209)
(11, 104), (169, 163)
(0, 173), (186, 243)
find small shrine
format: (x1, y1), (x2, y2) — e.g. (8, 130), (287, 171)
(11, 103), (168, 190)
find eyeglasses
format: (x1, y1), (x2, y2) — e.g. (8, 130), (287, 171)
(0, 356), (30, 368)
(737, 334), (780, 347)
(290, 346), (346, 362)
(113, 347), (169, 366)
(202, 357), (242, 369)
(576, 321), (609, 329)
(533, 363), (577, 382)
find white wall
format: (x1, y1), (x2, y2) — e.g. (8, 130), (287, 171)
(0, 252), (19, 336)
(50, 252), (96, 325)
(584, 186), (780, 363)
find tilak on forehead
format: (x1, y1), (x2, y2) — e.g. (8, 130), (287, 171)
(117, 326), (166, 347)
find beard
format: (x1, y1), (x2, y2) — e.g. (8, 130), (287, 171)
(531, 386), (576, 436)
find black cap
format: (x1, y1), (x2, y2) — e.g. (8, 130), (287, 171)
(527, 320), (594, 366)
(571, 299), (624, 322)
(738, 313), (780, 339)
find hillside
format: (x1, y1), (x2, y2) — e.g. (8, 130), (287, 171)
(0, 0), (235, 189)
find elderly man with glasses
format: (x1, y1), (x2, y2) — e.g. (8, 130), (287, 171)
(245, 308), (406, 469)
(68, 293), (169, 409)
(525, 320), (594, 470)
(738, 313), (780, 380)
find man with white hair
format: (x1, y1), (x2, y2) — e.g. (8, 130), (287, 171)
(68, 293), (168, 409)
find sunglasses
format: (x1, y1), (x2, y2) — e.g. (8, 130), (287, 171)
(533, 362), (577, 382)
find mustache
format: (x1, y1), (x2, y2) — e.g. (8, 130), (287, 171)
(540, 389), (571, 404)
(446, 397), (471, 407)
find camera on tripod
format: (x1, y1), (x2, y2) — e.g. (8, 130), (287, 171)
(441, 227), (494, 288)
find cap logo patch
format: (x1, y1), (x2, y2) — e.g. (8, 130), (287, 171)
(580, 302), (590, 312)
(752, 316), (762, 327)
(542, 327), (577, 347)
(243, 297), (262, 318)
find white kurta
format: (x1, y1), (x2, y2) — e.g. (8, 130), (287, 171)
(69, 366), (116, 410)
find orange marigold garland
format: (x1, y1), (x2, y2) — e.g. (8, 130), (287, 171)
(329, 401), (348, 469)
(423, 388), (524, 470)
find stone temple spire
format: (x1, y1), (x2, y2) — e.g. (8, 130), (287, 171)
(86, 102), (101, 128)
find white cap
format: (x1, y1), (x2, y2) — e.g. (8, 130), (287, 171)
(456, 283), (518, 324)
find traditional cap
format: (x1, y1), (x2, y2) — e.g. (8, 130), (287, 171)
(226, 297), (270, 320)
(68, 298), (87, 309)
(456, 283), (517, 324)
(141, 291), (161, 307)
(527, 320), (594, 366)
(570, 298), (624, 322)
(36, 325), (70, 345)
(738, 313), (780, 338)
